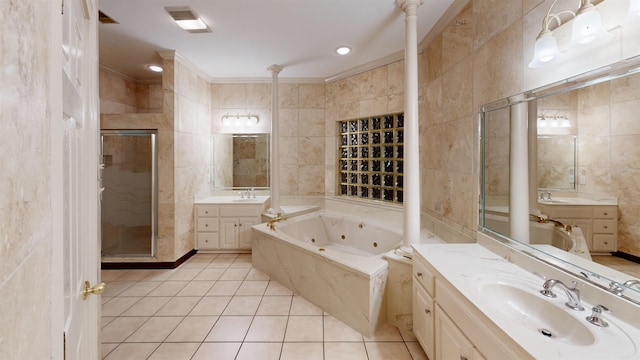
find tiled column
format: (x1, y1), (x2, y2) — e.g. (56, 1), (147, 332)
(396, 0), (423, 258)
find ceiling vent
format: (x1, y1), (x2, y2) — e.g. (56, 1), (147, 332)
(98, 10), (119, 24)
(165, 7), (211, 33)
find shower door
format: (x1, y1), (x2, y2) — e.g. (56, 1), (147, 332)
(100, 130), (158, 257)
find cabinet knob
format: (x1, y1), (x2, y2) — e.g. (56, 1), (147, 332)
(603, 225), (608, 229)
(234, 224), (238, 227)
(424, 308), (431, 315)
(205, 224), (208, 227)
(460, 356), (468, 360)
(205, 240), (208, 243)
(604, 241), (608, 245)
(604, 212), (608, 216)
(417, 272), (423, 277)
(205, 211), (209, 214)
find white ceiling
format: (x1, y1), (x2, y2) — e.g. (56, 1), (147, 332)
(98, 0), (455, 82)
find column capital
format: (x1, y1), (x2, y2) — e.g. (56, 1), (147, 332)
(267, 64), (283, 74)
(396, 0), (424, 13)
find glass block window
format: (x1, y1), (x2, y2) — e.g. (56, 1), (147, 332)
(338, 113), (404, 203)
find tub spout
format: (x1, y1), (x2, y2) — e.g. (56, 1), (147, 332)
(267, 213), (287, 230)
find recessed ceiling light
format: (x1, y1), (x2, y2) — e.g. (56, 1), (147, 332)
(336, 46), (351, 55)
(147, 65), (163, 73)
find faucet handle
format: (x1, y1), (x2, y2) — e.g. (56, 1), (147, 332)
(586, 304), (609, 327)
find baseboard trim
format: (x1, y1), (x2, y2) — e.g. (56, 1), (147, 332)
(101, 249), (197, 270)
(612, 251), (640, 265)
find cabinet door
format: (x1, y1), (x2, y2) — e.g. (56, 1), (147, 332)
(220, 218), (239, 249)
(413, 284), (435, 360)
(238, 217), (258, 250)
(436, 306), (477, 360)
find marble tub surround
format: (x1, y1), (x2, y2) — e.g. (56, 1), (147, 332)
(251, 210), (404, 337)
(414, 242), (640, 359)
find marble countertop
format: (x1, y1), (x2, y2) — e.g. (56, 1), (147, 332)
(538, 197), (618, 206)
(412, 243), (639, 359)
(194, 195), (270, 205)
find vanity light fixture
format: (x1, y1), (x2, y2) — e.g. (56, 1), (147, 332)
(570, 0), (610, 46)
(147, 65), (163, 73)
(221, 113), (259, 127)
(537, 113), (571, 128)
(336, 46), (352, 55)
(529, 0), (612, 68)
(165, 7), (211, 33)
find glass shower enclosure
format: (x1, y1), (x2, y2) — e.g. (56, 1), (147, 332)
(100, 130), (158, 257)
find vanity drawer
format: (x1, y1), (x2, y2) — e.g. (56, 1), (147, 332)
(593, 207), (616, 219)
(197, 218), (219, 232)
(414, 256), (436, 296)
(220, 206), (260, 217)
(197, 232), (219, 249)
(545, 206), (592, 219)
(592, 234), (616, 252)
(593, 219), (616, 234)
(197, 205), (219, 217)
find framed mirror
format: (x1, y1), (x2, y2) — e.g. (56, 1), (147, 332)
(211, 133), (269, 189)
(480, 55), (640, 306)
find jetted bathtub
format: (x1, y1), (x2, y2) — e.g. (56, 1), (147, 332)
(251, 210), (402, 336)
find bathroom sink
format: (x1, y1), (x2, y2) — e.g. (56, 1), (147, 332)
(539, 199), (568, 204)
(480, 282), (594, 345)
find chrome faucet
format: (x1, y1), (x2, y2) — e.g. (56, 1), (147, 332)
(586, 304), (609, 327)
(540, 279), (585, 311)
(539, 191), (552, 200)
(623, 279), (640, 288)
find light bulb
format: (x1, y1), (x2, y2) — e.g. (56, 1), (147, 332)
(529, 30), (561, 68)
(570, 5), (609, 46)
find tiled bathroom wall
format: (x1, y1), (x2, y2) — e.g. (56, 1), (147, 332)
(99, 70), (163, 114)
(100, 55), (211, 263)
(0, 1), (53, 358)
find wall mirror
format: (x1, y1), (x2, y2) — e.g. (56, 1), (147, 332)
(211, 133), (269, 189)
(537, 135), (577, 191)
(480, 55), (640, 306)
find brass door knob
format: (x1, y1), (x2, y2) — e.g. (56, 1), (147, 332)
(83, 281), (106, 300)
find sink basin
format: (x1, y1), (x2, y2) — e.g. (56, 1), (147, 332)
(480, 282), (594, 345)
(539, 199), (567, 204)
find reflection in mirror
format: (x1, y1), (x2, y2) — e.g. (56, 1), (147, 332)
(211, 133), (269, 189)
(480, 56), (640, 306)
(537, 135), (576, 191)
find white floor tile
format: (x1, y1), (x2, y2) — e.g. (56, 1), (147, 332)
(285, 316), (324, 342)
(193, 268), (226, 281)
(290, 295), (323, 315)
(265, 280), (294, 295)
(103, 343), (159, 360)
(125, 316), (183, 343)
(101, 317), (149, 343)
(176, 280), (215, 296)
(365, 342), (413, 360)
(205, 316), (253, 342)
(101, 297), (141, 317)
(155, 296), (200, 316)
(206, 280), (242, 295)
(236, 280), (269, 295)
(146, 281), (189, 296)
(222, 295), (262, 315)
(256, 295), (293, 315)
(118, 281), (161, 297)
(121, 296), (171, 316)
(280, 342), (324, 360)
(236, 342), (282, 360)
(220, 268), (250, 280)
(147, 342), (199, 360)
(324, 342), (368, 360)
(191, 342), (241, 360)
(244, 316), (288, 342)
(165, 316), (218, 342)
(323, 315), (363, 342)
(189, 296), (232, 316)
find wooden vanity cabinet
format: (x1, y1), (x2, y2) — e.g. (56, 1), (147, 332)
(413, 252), (530, 360)
(539, 204), (618, 253)
(195, 204), (262, 252)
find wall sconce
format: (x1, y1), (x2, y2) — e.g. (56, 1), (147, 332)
(221, 113), (259, 127)
(537, 113), (571, 128)
(529, 0), (621, 68)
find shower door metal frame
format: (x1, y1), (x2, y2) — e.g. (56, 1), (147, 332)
(100, 129), (158, 257)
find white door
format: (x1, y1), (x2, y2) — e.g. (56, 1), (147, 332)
(54, 0), (101, 358)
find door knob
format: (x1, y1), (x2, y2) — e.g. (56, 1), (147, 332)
(83, 281), (106, 300)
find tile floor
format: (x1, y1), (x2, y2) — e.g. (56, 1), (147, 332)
(100, 253), (428, 360)
(592, 254), (640, 279)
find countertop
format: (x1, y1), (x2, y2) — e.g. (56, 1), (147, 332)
(412, 243), (639, 359)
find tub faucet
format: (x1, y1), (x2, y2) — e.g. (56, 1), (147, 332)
(540, 279), (585, 311)
(623, 279), (640, 288)
(267, 213), (286, 230)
